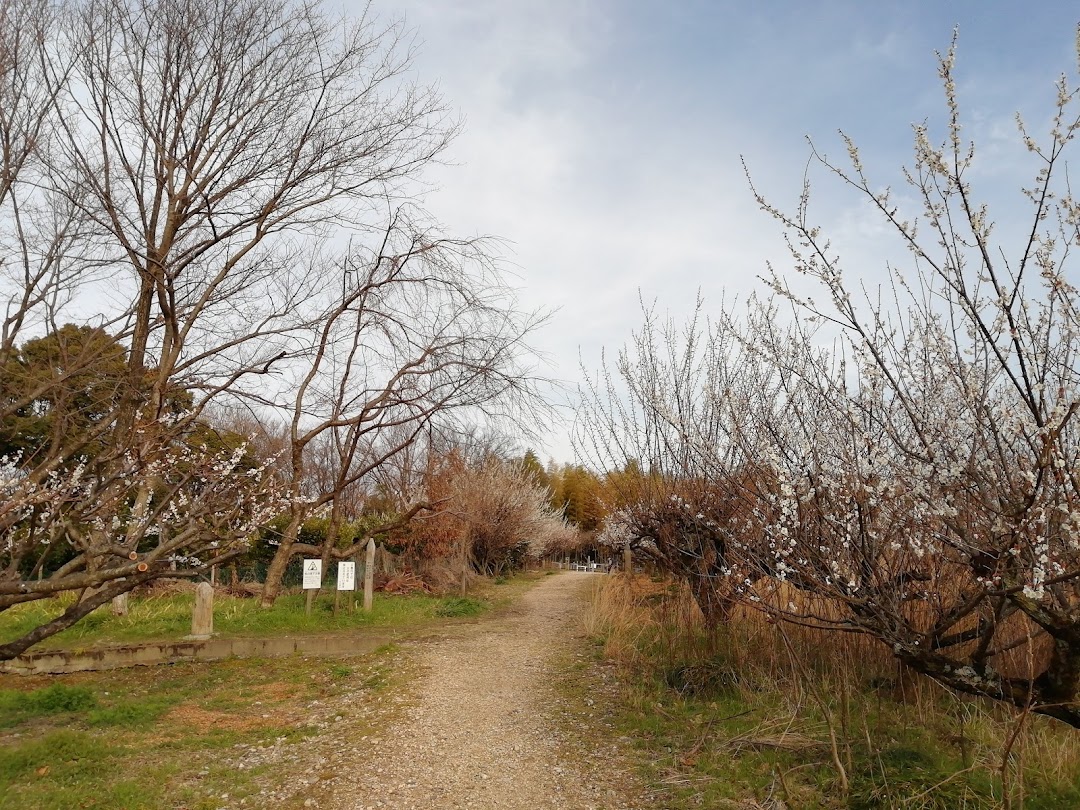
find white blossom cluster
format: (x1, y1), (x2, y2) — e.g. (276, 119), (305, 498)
(1, 422), (283, 601)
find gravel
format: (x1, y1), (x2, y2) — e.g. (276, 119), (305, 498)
(219, 572), (647, 810)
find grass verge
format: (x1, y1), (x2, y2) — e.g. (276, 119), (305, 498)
(0, 585), (519, 652)
(0, 644), (408, 809)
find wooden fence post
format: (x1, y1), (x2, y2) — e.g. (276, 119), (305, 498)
(363, 537), (375, 612)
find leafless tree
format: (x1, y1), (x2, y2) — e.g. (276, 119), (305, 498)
(0, 0), (544, 655)
(446, 455), (575, 578)
(260, 221), (545, 606)
(577, 300), (769, 624)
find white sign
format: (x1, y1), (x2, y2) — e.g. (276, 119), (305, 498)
(337, 561), (356, 591)
(302, 559), (322, 589)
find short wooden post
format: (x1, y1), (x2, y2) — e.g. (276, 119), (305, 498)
(111, 593), (129, 616)
(191, 582), (214, 639)
(363, 537), (375, 612)
(623, 541), (633, 576)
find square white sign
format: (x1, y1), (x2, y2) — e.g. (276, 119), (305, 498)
(302, 558), (322, 589)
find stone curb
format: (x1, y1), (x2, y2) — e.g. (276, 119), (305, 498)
(0, 633), (392, 675)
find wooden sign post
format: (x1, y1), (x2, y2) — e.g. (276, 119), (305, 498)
(303, 559), (322, 615)
(335, 561), (356, 615)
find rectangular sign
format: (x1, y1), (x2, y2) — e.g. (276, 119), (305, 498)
(302, 558), (322, 589)
(337, 561), (356, 591)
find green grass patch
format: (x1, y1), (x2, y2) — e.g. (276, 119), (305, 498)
(0, 682), (177, 734)
(0, 729), (109, 783)
(434, 596), (484, 617)
(86, 697), (172, 728)
(848, 741), (994, 810)
(0, 684), (98, 728)
(0, 730), (159, 809)
(328, 663), (352, 679)
(0, 644), (410, 809)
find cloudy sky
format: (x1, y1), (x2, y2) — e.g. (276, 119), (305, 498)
(375, 0), (1080, 462)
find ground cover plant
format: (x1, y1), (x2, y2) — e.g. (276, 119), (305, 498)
(585, 575), (1080, 809)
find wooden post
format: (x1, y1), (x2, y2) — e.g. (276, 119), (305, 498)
(623, 541), (633, 577)
(352, 554), (362, 612)
(191, 582), (214, 639)
(363, 537), (375, 612)
(111, 593), (129, 616)
(305, 588), (315, 616)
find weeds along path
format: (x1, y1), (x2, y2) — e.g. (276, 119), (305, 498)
(330, 571), (646, 810)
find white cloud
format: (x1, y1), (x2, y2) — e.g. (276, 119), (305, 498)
(372, 0), (1080, 461)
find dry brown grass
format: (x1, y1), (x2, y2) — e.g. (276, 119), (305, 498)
(585, 573), (1080, 808)
(587, 574), (899, 690)
(164, 703), (284, 733)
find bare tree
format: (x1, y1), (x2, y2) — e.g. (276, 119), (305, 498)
(0, 0), (543, 655)
(50, 0), (457, 421)
(444, 454), (575, 578)
(259, 221), (544, 606)
(577, 300), (768, 624)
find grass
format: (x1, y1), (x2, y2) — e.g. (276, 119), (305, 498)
(0, 646), (404, 809)
(0, 684), (98, 728)
(0, 586), (502, 651)
(584, 575), (1080, 809)
(434, 596), (484, 617)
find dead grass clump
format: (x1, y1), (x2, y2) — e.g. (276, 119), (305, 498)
(407, 559), (484, 595)
(583, 575), (671, 667)
(379, 570), (433, 595)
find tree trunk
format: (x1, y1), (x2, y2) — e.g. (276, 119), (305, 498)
(261, 511), (304, 608)
(689, 573), (732, 627)
(111, 593), (129, 616)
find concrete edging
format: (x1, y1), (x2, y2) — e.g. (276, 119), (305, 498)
(0, 633), (392, 675)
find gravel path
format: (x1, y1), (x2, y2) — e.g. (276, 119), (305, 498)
(329, 571), (646, 810)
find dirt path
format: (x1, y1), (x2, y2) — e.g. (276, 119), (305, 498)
(325, 572), (645, 810)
